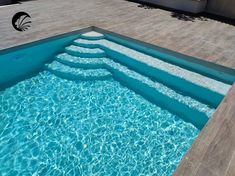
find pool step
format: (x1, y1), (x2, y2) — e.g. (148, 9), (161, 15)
(80, 31), (105, 40)
(46, 55), (209, 129)
(102, 59), (210, 129)
(65, 45), (106, 58)
(56, 51), (211, 123)
(44, 32), (215, 129)
(56, 53), (105, 69)
(56, 52), (212, 118)
(73, 38), (99, 48)
(73, 38), (228, 108)
(45, 61), (112, 81)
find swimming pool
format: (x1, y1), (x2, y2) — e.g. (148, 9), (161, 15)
(0, 27), (234, 175)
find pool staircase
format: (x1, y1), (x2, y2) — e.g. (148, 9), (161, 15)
(45, 31), (231, 129)
(45, 33), (112, 81)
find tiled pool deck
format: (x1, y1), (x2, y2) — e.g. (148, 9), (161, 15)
(0, 0), (235, 175)
(174, 84), (235, 176)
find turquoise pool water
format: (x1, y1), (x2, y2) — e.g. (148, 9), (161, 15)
(0, 71), (199, 176)
(0, 30), (233, 176)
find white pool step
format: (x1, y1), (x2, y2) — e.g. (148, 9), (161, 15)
(73, 38), (230, 96)
(45, 42), (213, 129)
(54, 52), (213, 117)
(45, 55), (211, 128)
(41, 30), (219, 129)
(56, 53), (105, 69)
(65, 45), (106, 58)
(104, 59), (214, 116)
(45, 61), (112, 81)
(102, 58), (210, 129)
(72, 37), (232, 108)
(80, 31), (105, 40)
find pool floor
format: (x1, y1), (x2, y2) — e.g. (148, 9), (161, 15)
(0, 71), (199, 176)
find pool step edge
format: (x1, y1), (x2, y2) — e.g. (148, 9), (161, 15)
(109, 65), (209, 130)
(56, 53), (106, 69)
(45, 61), (112, 81)
(65, 45), (106, 58)
(73, 39), (225, 108)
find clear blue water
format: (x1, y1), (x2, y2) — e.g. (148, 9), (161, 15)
(0, 71), (199, 176)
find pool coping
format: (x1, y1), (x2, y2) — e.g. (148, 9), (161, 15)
(1, 26), (235, 175)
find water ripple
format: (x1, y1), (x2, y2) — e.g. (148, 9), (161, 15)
(0, 71), (199, 176)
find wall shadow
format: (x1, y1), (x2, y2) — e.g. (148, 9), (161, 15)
(0, 0), (37, 6)
(127, 0), (235, 26)
(137, 4), (155, 9)
(171, 12), (208, 22)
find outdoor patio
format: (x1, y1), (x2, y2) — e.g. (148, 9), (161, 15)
(0, 0), (235, 175)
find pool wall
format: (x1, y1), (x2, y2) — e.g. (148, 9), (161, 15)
(0, 27), (92, 89)
(1, 26), (234, 91)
